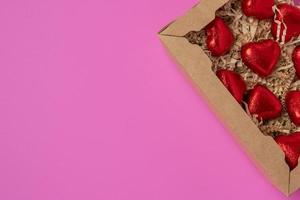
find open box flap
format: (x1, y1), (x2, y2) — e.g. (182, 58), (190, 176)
(159, 0), (228, 37)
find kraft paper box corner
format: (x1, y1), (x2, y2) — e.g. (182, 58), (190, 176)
(158, 0), (300, 196)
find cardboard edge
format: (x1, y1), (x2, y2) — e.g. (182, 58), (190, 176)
(289, 164), (300, 195)
(159, 0), (229, 37)
(289, 155), (300, 195)
(158, 21), (176, 35)
(159, 34), (291, 195)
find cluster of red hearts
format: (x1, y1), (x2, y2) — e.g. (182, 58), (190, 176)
(203, 0), (300, 170)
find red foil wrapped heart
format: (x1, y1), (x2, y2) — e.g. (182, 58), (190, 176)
(271, 4), (300, 43)
(205, 17), (234, 57)
(286, 91), (300, 126)
(241, 39), (281, 77)
(247, 84), (282, 120)
(242, 0), (274, 19)
(275, 132), (300, 170)
(292, 46), (300, 78)
(216, 69), (247, 104)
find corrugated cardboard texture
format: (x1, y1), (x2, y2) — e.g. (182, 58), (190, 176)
(158, 0), (300, 196)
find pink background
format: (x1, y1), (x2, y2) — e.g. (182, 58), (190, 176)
(1, 0), (300, 199)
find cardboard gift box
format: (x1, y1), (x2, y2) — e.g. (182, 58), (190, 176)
(158, 0), (300, 196)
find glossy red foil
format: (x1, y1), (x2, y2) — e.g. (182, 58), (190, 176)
(275, 132), (300, 170)
(271, 4), (300, 43)
(286, 91), (300, 126)
(292, 46), (300, 78)
(216, 69), (247, 104)
(241, 39), (281, 77)
(247, 84), (282, 120)
(242, 0), (274, 19)
(205, 17), (234, 57)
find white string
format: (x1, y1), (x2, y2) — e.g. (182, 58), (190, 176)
(272, 5), (288, 44)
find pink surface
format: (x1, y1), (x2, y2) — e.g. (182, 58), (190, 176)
(0, 0), (300, 199)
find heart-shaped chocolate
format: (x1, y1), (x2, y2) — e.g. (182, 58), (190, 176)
(275, 132), (300, 170)
(242, 0), (274, 19)
(216, 69), (247, 104)
(247, 84), (282, 120)
(205, 17), (234, 57)
(286, 91), (300, 126)
(292, 46), (300, 78)
(272, 4), (300, 43)
(241, 39), (281, 77)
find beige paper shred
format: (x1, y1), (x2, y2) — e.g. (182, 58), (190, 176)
(185, 0), (300, 137)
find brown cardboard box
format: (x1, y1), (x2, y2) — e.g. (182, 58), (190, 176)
(158, 0), (300, 196)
